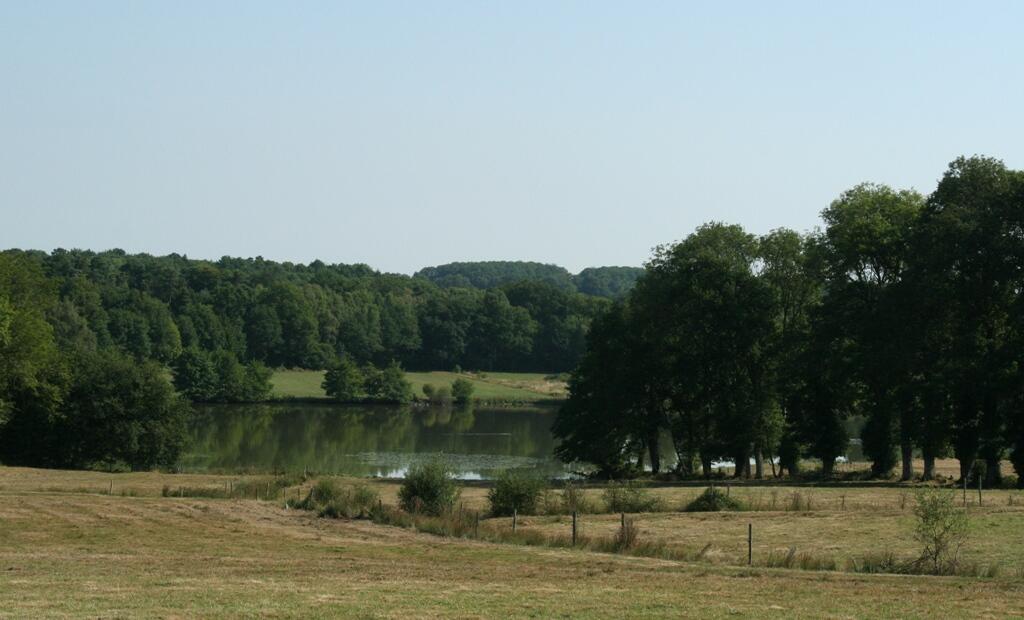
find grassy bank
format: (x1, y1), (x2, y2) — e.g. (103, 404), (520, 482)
(269, 369), (567, 403)
(2, 467), (1023, 617)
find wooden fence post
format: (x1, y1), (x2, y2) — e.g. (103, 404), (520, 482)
(978, 474), (983, 507)
(475, 511), (480, 537)
(512, 510), (517, 532)
(963, 474), (968, 507)
(572, 511), (578, 546)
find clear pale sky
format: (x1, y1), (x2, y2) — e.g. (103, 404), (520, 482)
(1, 2), (1021, 274)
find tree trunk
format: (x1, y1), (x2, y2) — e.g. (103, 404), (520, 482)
(922, 447), (936, 481)
(985, 455), (1001, 488)
(900, 440), (914, 481)
(648, 433), (661, 475)
(701, 456), (713, 478)
(754, 447), (764, 479)
(821, 455), (835, 479)
(958, 457), (971, 482)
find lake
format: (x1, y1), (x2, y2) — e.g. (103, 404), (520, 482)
(182, 402), (566, 480)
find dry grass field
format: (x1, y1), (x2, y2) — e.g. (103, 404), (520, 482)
(2, 466), (1023, 618)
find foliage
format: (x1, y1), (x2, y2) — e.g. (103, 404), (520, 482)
(553, 156), (1024, 487)
(398, 459), (460, 516)
(60, 349), (191, 470)
(173, 347), (272, 402)
(299, 478), (379, 519)
(415, 261), (577, 292)
(912, 488), (969, 574)
(450, 378), (474, 404)
(364, 360), (413, 403)
(602, 481), (662, 513)
(684, 487), (743, 512)
(322, 357), (364, 402)
(487, 470), (546, 516)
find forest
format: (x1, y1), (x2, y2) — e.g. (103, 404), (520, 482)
(554, 156), (1024, 488)
(0, 251), (627, 469)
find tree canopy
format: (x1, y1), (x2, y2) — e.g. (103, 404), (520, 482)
(555, 156), (1024, 487)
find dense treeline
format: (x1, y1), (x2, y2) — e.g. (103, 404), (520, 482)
(0, 249), (612, 468)
(414, 261), (644, 298)
(555, 156), (1024, 488)
(2, 251), (613, 373)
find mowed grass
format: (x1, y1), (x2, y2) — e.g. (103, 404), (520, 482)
(270, 369), (566, 402)
(1, 467), (1023, 618)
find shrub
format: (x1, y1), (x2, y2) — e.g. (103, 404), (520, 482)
(684, 486), (743, 512)
(488, 470), (546, 516)
(364, 361), (413, 403)
(912, 488), (969, 574)
(421, 384), (435, 399)
(399, 459), (460, 515)
(323, 357), (364, 402)
(559, 481), (595, 514)
(613, 517), (640, 551)
(430, 385), (452, 405)
(602, 481), (663, 513)
(786, 490), (813, 511)
(451, 378), (475, 404)
(297, 478), (379, 518)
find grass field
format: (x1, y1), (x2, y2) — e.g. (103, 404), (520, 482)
(2, 466), (1023, 618)
(270, 369), (566, 402)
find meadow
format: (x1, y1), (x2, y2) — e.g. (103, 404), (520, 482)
(2, 466), (1023, 618)
(270, 369), (567, 403)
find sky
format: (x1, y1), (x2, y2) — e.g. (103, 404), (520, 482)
(1, 2), (1022, 274)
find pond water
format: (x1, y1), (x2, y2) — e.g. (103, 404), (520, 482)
(182, 403), (566, 480)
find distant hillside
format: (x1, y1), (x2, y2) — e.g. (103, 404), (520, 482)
(414, 261), (643, 298)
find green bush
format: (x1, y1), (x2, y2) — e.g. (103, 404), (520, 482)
(451, 378), (475, 404)
(399, 459), (460, 515)
(488, 470), (546, 516)
(684, 486), (744, 512)
(364, 361), (413, 403)
(323, 358), (364, 402)
(299, 478), (379, 519)
(602, 481), (663, 513)
(912, 488), (969, 574)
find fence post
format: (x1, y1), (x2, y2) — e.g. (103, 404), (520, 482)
(963, 473), (968, 507)
(512, 509), (517, 532)
(620, 512), (625, 532)
(572, 511), (578, 546)
(109, 480), (113, 495)
(978, 474), (983, 507)
(475, 511), (480, 537)
(747, 523), (752, 566)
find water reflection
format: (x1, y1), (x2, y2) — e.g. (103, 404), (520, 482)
(182, 402), (565, 479)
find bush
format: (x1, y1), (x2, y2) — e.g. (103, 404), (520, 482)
(426, 385), (451, 405)
(559, 481), (595, 514)
(684, 486), (744, 512)
(364, 361), (413, 403)
(323, 358), (364, 402)
(602, 481), (663, 513)
(451, 378), (475, 404)
(488, 470), (546, 516)
(296, 478), (379, 518)
(912, 488), (969, 574)
(399, 459), (460, 515)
